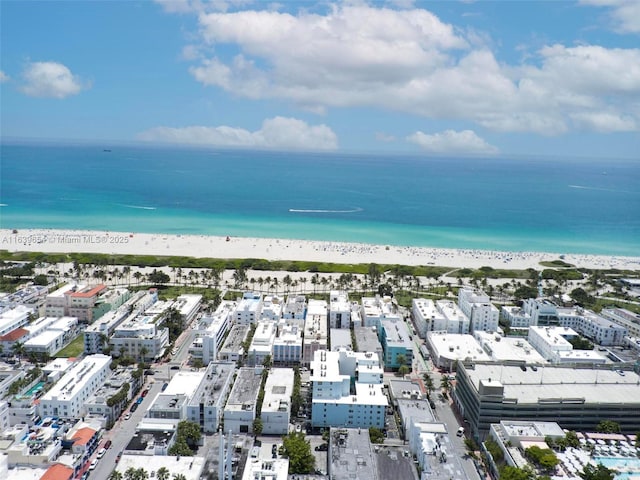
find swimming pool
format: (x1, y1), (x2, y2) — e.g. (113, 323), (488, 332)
(25, 381), (45, 396)
(595, 457), (640, 480)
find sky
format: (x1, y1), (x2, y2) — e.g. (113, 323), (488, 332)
(1, 0), (639, 157)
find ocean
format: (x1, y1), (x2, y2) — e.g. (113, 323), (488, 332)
(1, 143), (639, 256)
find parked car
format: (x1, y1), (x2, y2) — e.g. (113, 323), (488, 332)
(315, 443), (328, 451)
(81, 472), (90, 480)
(161, 383), (169, 391)
(141, 389), (149, 397)
(130, 403), (138, 413)
(96, 448), (106, 459)
(115, 452), (122, 463)
(104, 440), (112, 449)
(124, 413), (131, 420)
(136, 397), (143, 404)
(89, 459), (98, 470)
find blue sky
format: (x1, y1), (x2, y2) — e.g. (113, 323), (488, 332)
(1, 0), (639, 157)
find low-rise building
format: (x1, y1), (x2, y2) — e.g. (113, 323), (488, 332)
(23, 316), (78, 357)
(185, 362), (235, 433)
(248, 321), (277, 367)
(426, 332), (490, 371)
(190, 301), (235, 364)
(526, 326), (606, 364)
(557, 307), (627, 346)
(354, 326), (384, 365)
(223, 367), (263, 434)
(110, 308), (170, 361)
(522, 299), (560, 326)
(328, 428), (378, 480)
(39, 354), (112, 419)
(501, 305), (534, 329)
(458, 287), (500, 333)
(261, 368), (295, 435)
(330, 328), (352, 351)
(473, 331), (546, 365)
(379, 318), (414, 369)
(310, 349), (386, 429)
(361, 295), (401, 329)
(601, 308), (640, 338)
(260, 295), (283, 321)
(0, 305), (33, 337)
(302, 299), (328, 366)
(329, 291), (351, 329)
(234, 292), (263, 325)
(272, 322), (302, 365)
(219, 325), (248, 363)
(85, 365), (143, 425)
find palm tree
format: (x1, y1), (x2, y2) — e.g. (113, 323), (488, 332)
(173, 474), (187, 480)
(109, 472), (123, 480)
(12, 341), (25, 366)
(133, 271), (142, 285)
(140, 346), (149, 362)
(156, 467), (170, 480)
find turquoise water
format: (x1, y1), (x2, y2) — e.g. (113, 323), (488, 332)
(1, 143), (639, 255)
(25, 381), (45, 396)
(596, 457), (640, 479)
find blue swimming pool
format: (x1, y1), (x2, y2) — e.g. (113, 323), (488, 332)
(595, 457), (640, 480)
(25, 381), (45, 396)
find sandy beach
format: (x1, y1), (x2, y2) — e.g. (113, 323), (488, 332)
(1, 229), (639, 271)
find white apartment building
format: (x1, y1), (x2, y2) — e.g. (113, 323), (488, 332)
(282, 295), (306, 325)
(0, 305), (32, 337)
(84, 306), (131, 354)
(84, 289), (158, 354)
(190, 301), (234, 364)
(110, 311), (170, 361)
(435, 300), (470, 334)
(426, 332), (490, 371)
(249, 321), (277, 366)
(557, 307), (627, 346)
(522, 299), (560, 326)
(272, 322), (302, 365)
(185, 362), (235, 433)
(223, 367), (263, 434)
(360, 295), (401, 329)
(525, 326), (607, 364)
(39, 354), (111, 419)
(310, 349), (387, 429)
(458, 288), (499, 333)
(329, 291), (351, 329)
(601, 308), (640, 338)
(500, 306), (534, 329)
(473, 331), (546, 365)
(24, 316), (78, 357)
(173, 294), (202, 325)
(302, 299), (328, 366)
(219, 325), (249, 363)
(261, 295), (283, 321)
(45, 283), (87, 317)
(261, 368), (295, 435)
(234, 292), (263, 325)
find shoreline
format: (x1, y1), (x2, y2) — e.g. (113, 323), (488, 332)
(1, 228), (639, 271)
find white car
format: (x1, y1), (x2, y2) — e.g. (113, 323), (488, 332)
(89, 459), (99, 470)
(124, 413), (131, 420)
(96, 447), (106, 458)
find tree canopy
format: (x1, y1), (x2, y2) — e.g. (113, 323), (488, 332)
(281, 432), (316, 474)
(579, 464), (615, 480)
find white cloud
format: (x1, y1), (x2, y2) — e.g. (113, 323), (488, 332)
(0, 71), (9, 83)
(172, 3), (640, 134)
(375, 132), (396, 142)
(21, 61), (87, 98)
(570, 112), (637, 132)
(580, 0), (640, 34)
(137, 116), (338, 150)
(407, 129), (498, 155)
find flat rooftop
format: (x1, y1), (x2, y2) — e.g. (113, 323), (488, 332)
(474, 332), (546, 364)
(428, 332), (491, 362)
(463, 364), (640, 404)
(329, 428), (377, 480)
(221, 324), (249, 352)
(226, 367), (263, 407)
(116, 454), (205, 480)
(41, 354), (111, 401)
(330, 328), (352, 351)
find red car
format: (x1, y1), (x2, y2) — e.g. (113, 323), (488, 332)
(141, 389), (149, 397)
